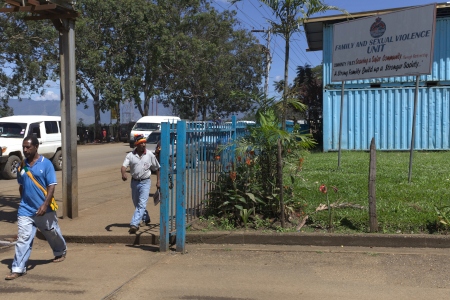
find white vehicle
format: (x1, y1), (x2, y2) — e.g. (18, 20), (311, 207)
(129, 115), (180, 148)
(0, 115), (62, 179)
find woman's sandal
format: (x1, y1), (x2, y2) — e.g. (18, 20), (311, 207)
(5, 272), (25, 280)
(53, 254), (66, 263)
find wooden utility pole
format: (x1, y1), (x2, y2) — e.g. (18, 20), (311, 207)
(251, 29), (271, 97)
(0, 1), (79, 219)
(54, 18), (78, 218)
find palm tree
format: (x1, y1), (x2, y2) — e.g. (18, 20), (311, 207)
(231, 0), (347, 227)
(293, 64), (323, 147)
(231, 0), (347, 129)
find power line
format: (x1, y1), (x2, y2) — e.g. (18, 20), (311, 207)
(213, 1), (299, 85)
(248, 0), (272, 20)
(217, 1), (264, 30)
(290, 39), (311, 65)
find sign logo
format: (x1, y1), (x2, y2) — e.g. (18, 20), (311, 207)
(370, 17), (386, 38)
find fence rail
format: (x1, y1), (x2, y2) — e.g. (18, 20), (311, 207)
(159, 116), (253, 252)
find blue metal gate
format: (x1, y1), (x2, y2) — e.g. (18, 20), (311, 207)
(159, 116), (251, 252)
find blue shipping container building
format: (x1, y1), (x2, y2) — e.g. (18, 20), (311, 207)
(304, 3), (450, 151)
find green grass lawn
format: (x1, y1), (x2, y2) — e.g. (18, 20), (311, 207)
(287, 151), (450, 234)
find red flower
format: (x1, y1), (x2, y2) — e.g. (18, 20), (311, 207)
(319, 184), (327, 194)
(230, 171), (237, 181)
(246, 158), (252, 166)
(215, 155), (220, 161)
(299, 157), (304, 166)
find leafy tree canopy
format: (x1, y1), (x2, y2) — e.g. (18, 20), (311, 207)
(0, 0), (265, 125)
(0, 3), (58, 110)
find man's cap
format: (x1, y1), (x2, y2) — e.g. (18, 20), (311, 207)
(134, 134), (144, 141)
(134, 134), (146, 146)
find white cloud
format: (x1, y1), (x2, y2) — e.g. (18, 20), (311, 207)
(275, 75), (282, 81)
(33, 90), (60, 101)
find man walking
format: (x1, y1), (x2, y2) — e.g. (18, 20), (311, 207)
(121, 134), (160, 234)
(6, 135), (67, 280)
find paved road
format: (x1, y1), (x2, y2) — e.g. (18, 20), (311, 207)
(1, 241), (450, 300)
(2, 143), (450, 299)
(0, 142), (162, 247)
(0, 143), (134, 227)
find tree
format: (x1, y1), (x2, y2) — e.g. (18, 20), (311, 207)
(77, 0), (262, 127)
(292, 64), (323, 148)
(159, 2), (264, 120)
(103, 0), (162, 119)
(0, 9), (58, 111)
(74, 0), (153, 140)
(0, 104), (13, 117)
(231, 0), (347, 227)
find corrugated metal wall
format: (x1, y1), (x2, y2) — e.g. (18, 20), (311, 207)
(322, 16), (450, 151)
(323, 87), (450, 151)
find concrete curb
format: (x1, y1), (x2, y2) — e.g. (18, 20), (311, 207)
(63, 234), (161, 245)
(60, 231), (450, 248)
(183, 232), (450, 248)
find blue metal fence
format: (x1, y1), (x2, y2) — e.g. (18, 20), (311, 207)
(159, 116), (253, 252)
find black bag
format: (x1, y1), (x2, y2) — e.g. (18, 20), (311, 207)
(153, 188), (161, 206)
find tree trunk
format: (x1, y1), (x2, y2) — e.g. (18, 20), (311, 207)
(116, 104), (121, 141)
(277, 139), (285, 228)
(93, 92), (101, 142)
(143, 93), (150, 116)
(282, 9), (290, 131)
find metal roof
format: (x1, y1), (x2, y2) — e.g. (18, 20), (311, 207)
(304, 3), (450, 51)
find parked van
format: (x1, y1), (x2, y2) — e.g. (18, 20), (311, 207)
(0, 115), (62, 179)
(129, 116), (180, 148)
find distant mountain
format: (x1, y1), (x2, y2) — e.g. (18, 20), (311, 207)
(6, 98), (173, 125)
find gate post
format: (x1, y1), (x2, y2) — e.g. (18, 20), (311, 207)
(176, 121), (187, 252)
(159, 122), (170, 251)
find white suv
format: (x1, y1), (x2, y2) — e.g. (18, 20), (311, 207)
(0, 115), (62, 179)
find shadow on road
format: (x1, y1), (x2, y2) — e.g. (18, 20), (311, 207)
(1, 257), (53, 272)
(125, 244), (161, 252)
(0, 195), (20, 224)
(105, 223), (129, 232)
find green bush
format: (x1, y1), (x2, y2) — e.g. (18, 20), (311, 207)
(202, 150), (450, 234)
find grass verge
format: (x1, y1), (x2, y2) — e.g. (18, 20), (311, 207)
(288, 151), (450, 234)
(190, 151), (450, 234)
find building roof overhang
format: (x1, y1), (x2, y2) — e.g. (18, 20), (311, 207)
(0, 0), (78, 20)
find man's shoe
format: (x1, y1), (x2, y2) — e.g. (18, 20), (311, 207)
(145, 219), (151, 225)
(53, 254), (66, 263)
(140, 220), (151, 227)
(129, 226), (138, 234)
(5, 272), (25, 280)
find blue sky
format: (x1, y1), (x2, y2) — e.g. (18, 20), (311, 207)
(212, 0), (438, 97)
(32, 0), (436, 102)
